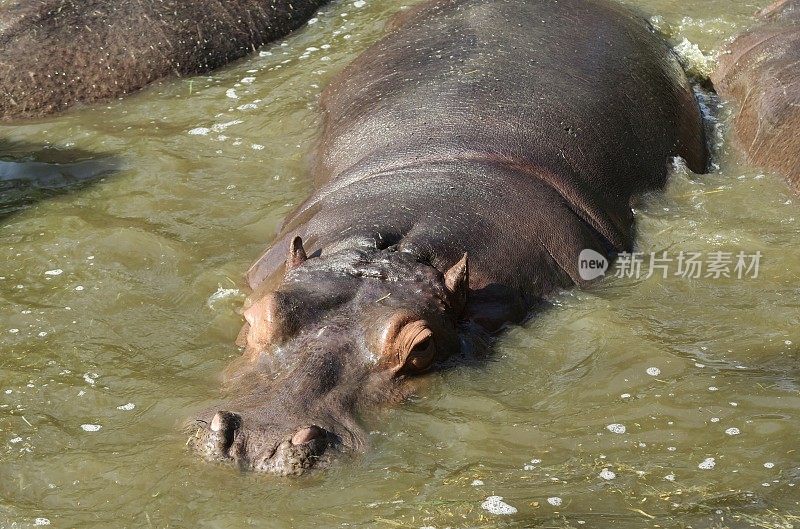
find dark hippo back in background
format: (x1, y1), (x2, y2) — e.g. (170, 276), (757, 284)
(0, 0), (328, 120)
(190, 0), (709, 475)
(713, 0), (800, 192)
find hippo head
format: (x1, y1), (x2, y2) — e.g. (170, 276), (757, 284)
(189, 237), (468, 475)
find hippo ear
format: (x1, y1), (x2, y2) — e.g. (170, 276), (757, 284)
(286, 236), (308, 271)
(444, 253), (469, 307)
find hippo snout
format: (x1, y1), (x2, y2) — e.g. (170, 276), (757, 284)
(189, 410), (337, 476)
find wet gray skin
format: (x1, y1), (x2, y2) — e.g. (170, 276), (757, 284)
(188, 243), (468, 475)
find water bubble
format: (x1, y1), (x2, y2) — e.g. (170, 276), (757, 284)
(547, 497), (563, 507)
(764, 462), (775, 469)
(471, 479), (484, 486)
(80, 424), (101, 432)
(646, 367), (661, 376)
(188, 127), (211, 136)
(620, 393), (631, 399)
(724, 427), (740, 436)
(698, 457), (716, 470)
(74, 286), (84, 292)
(9, 437), (22, 444)
(599, 469), (616, 480)
(606, 423), (626, 434)
(710, 417), (720, 423)
(481, 496), (517, 515)
(353, 0), (366, 6)
(116, 403), (135, 411)
(708, 386), (719, 392)
(664, 474), (676, 482)
(34, 519), (50, 526)
(44, 269), (63, 276)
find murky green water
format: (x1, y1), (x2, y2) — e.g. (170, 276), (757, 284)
(1, 1), (798, 528)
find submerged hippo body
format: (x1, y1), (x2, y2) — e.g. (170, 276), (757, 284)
(190, 0), (708, 475)
(712, 0), (800, 191)
(0, 0), (328, 120)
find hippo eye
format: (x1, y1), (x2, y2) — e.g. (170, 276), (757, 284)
(400, 327), (435, 374)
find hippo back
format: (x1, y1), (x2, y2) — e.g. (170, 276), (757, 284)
(713, 0), (800, 191)
(0, 0), (327, 120)
(248, 0), (707, 318)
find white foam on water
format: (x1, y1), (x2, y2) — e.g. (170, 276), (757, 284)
(599, 469), (616, 480)
(226, 88), (239, 99)
(34, 519), (50, 526)
(764, 462), (775, 469)
(606, 423), (626, 434)
(211, 120), (243, 132)
(481, 496), (517, 515)
(471, 479), (484, 486)
(646, 367), (661, 376)
(206, 287), (241, 308)
(116, 403), (135, 411)
(44, 269), (63, 276)
(188, 127), (211, 136)
(724, 427), (740, 436)
(673, 38), (717, 79)
(547, 497), (563, 507)
(240, 77), (256, 84)
(698, 457), (716, 470)
(9, 436), (22, 444)
(354, 0), (366, 6)
(664, 474), (676, 482)
(81, 424), (101, 432)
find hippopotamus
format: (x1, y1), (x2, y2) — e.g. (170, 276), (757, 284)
(0, 0), (328, 120)
(189, 0), (708, 475)
(712, 0), (800, 191)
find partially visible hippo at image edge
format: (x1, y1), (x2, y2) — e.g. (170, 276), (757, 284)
(0, 0), (328, 120)
(712, 0), (800, 192)
(188, 0), (708, 475)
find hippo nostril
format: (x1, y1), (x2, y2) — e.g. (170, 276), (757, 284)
(209, 410), (242, 455)
(291, 425), (325, 446)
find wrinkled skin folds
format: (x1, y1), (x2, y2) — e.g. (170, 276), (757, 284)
(189, 0), (708, 475)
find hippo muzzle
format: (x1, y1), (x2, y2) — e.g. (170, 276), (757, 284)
(190, 412), (339, 475)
